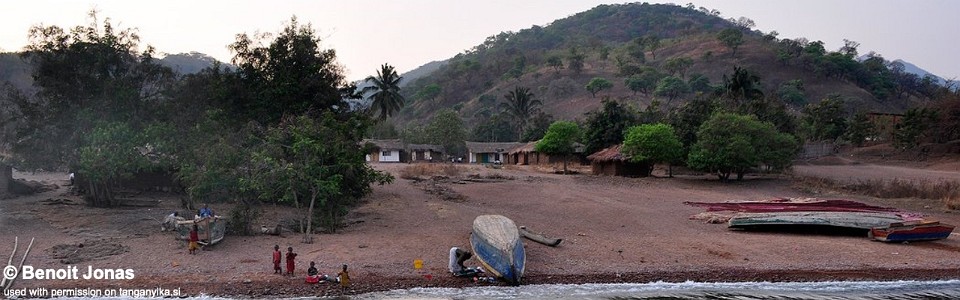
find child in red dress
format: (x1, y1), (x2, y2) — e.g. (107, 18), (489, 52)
(272, 245), (281, 274)
(285, 247), (297, 275)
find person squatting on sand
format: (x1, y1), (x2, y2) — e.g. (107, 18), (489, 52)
(272, 245), (282, 274)
(449, 247), (484, 278)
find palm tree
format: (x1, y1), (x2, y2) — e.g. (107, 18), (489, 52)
(721, 66), (764, 108)
(500, 86), (542, 141)
(363, 64), (405, 121)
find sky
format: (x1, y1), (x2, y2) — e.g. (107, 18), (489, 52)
(1, 0), (957, 82)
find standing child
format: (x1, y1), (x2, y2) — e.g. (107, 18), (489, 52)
(285, 247), (297, 275)
(337, 264), (350, 288)
(272, 245), (282, 274)
(188, 225), (199, 255)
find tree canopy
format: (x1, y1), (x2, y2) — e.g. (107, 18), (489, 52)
(535, 121), (581, 174)
(622, 123), (683, 176)
(687, 113), (798, 181)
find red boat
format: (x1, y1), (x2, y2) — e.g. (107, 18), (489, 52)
(869, 221), (955, 242)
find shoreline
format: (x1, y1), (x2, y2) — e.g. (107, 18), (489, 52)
(30, 268), (960, 298)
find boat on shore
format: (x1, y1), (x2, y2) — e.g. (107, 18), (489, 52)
(176, 217), (226, 246)
(470, 215), (525, 285)
(728, 211), (910, 230)
(870, 221), (955, 242)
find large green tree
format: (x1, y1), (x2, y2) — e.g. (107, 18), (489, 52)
(687, 113), (798, 181)
(801, 94), (848, 141)
(229, 17), (348, 123)
(424, 109), (468, 156)
(14, 13), (175, 205)
(582, 100), (638, 155)
(622, 123), (683, 177)
(363, 63), (406, 121)
(536, 121), (581, 174)
(500, 86), (542, 140)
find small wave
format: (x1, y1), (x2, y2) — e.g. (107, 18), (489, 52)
(355, 280), (960, 300)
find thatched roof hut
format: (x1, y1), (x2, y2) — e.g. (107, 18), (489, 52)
(586, 144), (650, 177)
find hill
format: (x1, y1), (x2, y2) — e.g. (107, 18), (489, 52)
(395, 3), (939, 130)
(158, 52), (230, 74)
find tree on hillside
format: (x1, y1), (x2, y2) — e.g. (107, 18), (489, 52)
(622, 123), (683, 177)
(777, 79), (807, 105)
(583, 99), (638, 155)
(687, 113), (798, 181)
(567, 47), (585, 75)
(522, 112), (555, 142)
(414, 83), (442, 102)
(845, 112), (875, 147)
(719, 66), (764, 108)
(687, 74), (713, 94)
(500, 86), (542, 141)
(424, 109), (467, 156)
(654, 76), (690, 102)
(894, 107), (938, 149)
(642, 35), (661, 59)
(585, 77), (613, 98)
(536, 121), (581, 174)
(471, 113), (516, 142)
(663, 57), (693, 79)
(546, 55), (564, 73)
(716, 28), (744, 57)
(801, 94), (848, 141)
(363, 63), (406, 121)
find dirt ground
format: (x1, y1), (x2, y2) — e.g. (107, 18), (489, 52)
(3, 161), (960, 298)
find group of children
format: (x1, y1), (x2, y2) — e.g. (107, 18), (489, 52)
(272, 245), (349, 287)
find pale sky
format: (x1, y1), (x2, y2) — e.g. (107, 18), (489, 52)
(1, 1), (957, 81)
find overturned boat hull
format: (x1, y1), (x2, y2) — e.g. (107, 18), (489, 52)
(176, 217), (226, 246)
(471, 215), (525, 285)
(728, 211), (908, 230)
(870, 221), (955, 242)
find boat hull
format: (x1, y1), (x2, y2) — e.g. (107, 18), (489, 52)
(870, 222), (955, 242)
(728, 212), (907, 230)
(176, 217), (226, 246)
(471, 215), (525, 285)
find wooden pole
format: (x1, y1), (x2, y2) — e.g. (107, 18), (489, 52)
(0, 236), (17, 290)
(4, 237), (34, 291)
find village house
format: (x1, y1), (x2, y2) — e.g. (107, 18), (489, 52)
(586, 144), (651, 177)
(364, 139), (407, 163)
(506, 141), (588, 166)
(408, 144), (444, 162)
(465, 142), (523, 164)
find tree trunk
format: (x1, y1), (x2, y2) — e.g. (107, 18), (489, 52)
(562, 154), (569, 174)
(304, 190), (316, 244)
(668, 164), (674, 178)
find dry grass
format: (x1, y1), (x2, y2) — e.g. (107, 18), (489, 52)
(794, 175), (960, 210)
(398, 163), (460, 180)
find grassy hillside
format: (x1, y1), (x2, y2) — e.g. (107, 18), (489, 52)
(396, 3), (925, 129)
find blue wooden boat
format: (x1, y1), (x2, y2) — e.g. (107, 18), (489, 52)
(470, 215), (525, 285)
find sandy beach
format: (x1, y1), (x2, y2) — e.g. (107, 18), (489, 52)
(2, 161), (960, 298)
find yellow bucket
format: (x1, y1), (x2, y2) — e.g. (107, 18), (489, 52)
(413, 259), (423, 269)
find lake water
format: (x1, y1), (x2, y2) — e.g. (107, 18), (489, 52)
(27, 280), (960, 299)
(356, 280), (960, 300)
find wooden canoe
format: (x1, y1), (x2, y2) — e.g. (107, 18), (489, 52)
(519, 226), (562, 247)
(728, 211), (907, 230)
(869, 221), (955, 242)
(176, 217), (226, 246)
(471, 215), (525, 285)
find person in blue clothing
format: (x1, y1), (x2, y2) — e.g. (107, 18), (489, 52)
(199, 203), (214, 218)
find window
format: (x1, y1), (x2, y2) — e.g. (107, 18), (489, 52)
(382, 151), (391, 157)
